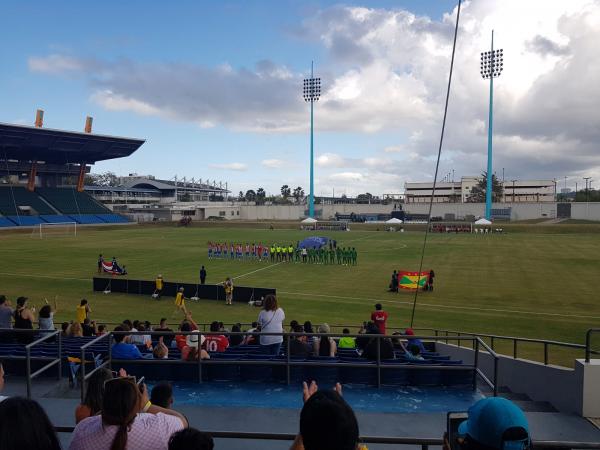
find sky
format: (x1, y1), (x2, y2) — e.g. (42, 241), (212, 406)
(1, 0), (600, 196)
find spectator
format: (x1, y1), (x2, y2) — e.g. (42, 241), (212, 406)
(0, 397), (61, 450)
(14, 297), (35, 344)
(404, 328), (426, 353)
(363, 323), (394, 361)
(123, 319), (134, 330)
(144, 320), (153, 331)
(68, 322), (84, 338)
(76, 299), (91, 324)
(371, 303), (388, 335)
(303, 321), (318, 347)
(0, 295), (13, 329)
(155, 318), (175, 347)
(169, 428), (214, 450)
(338, 329), (356, 349)
(69, 377), (188, 450)
(258, 294), (285, 355)
(314, 323), (337, 357)
(130, 323), (153, 349)
(97, 324), (107, 336)
(405, 344), (425, 361)
(111, 325), (143, 360)
(153, 337), (169, 359)
(229, 323), (244, 346)
(38, 297), (58, 332)
(60, 321), (70, 337)
(0, 361), (7, 402)
(82, 318), (96, 337)
(205, 321), (229, 352)
(181, 331), (210, 361)
(151, 382), (174, 409)
(289, 320), (299, 332)
(389, 270), (399, 292)
(355, 322), (373, 352)
(175, 313), (199, 350)
(291, 381), (359, 450)
(75, 368), (113, 423)
(445, 397), (530, 450)
(242, 321), (259, 345)
(289, 324), (311, 357)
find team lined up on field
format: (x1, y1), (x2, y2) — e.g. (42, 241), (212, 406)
(207, 242), (358, 265)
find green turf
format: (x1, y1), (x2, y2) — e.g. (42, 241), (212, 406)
(1, 224), (598, 367)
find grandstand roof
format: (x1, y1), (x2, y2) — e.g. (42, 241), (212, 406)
(0, 122), (145, 164)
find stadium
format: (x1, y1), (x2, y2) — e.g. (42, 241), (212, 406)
(1, 2), (600, 450)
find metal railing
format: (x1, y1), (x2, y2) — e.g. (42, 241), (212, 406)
(51, 427), (600, 449)
(586, 329), (600, 363)
(99, 331), (495, 395)
(80, 333), (112, 402)
(413, 327), (598, 366)
(25, 330), (62, 398)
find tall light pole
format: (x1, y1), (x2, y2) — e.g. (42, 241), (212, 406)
(303, 62), (321, 218)
(480, 31), (503, 220)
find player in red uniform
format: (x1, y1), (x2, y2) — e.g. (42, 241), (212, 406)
(370, 303), (389, 335)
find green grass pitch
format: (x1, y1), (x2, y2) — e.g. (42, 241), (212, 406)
(1, 223), (599, 366)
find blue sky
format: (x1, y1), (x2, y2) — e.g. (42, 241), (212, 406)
(2, 1), (599, 195)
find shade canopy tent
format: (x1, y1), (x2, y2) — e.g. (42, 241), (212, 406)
(301, 217), (318, 224)
(298, 236), (330, 249)
(474, 218), (492, 225)
(386, 218), (403, 224)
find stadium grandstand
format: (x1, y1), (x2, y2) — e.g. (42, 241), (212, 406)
(0, 111), (144, 228)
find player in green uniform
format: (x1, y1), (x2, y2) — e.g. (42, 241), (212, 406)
(336, 247), (342, 265)
(270, 244), (275, 263)
(351, 247), (357, 265)
(329, 248), (335, 264)
(289, 244), (294, 263)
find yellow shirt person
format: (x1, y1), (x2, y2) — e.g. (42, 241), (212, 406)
(174, 288), (185, 308)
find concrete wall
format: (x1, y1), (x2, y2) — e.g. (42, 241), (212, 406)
(239, 205), (304, 221)
(571, 203), (600, 221)
(403, 202), (558, 220)
(435, 343), (583, 414)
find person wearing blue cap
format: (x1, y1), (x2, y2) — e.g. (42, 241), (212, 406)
(446, 397), (530, 450)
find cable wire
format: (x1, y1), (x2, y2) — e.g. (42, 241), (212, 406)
(409, 0), (462, 327)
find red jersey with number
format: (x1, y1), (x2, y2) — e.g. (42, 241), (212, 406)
(371, 311), (389, 334)
(205, 335), (229, 352)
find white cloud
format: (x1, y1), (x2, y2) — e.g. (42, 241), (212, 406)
(329, 172), (364, 182)
(208, 162), (248, 171)
(91, 90), (160, 116)
(261, 159), (286, 168)
(28, 54), (88, 74)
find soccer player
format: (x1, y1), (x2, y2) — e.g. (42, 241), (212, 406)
(371, 303), (388, 334)
(301, 247), (307, 263)
(207, 242), (213, 260)
(352, 247), (357, 265)
(288, 244), (294, 263)
(270, 244), (275, 263)
(329, 247), (335, 265)
(245, 243), (250, 260)
(336, 247), (342, 265)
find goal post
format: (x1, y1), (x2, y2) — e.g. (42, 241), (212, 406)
(33, 222), (78, 239)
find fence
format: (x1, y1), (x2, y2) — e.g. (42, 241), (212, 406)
(76, 331), (497, 401)
(51, 427), (600, 449)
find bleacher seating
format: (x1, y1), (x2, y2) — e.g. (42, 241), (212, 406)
(95, 214), (131, 224)
(39, 214), (75, 223)
(0, 186), (55, 215)
(37, 188), (111, 215)
(0, 217), (16, 227)
(6, 215), (45, 226)
(68, 215), (106, 224)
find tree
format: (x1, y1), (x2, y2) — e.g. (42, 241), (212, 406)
(292, 186), (305, 204)
(467, 172), (504, 203)
(245, 189), (257, 202)
(238, 191), (245, 202)
(85, 171), (119, 187)
(256, 188), (266, 205)
(280, 185), (291, 200)
(356, 192), (373, 204)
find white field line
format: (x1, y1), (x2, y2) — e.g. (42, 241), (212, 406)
(1, 271), (596, 320)
(232, 262), (284, 280)
(278, 290), (600, 320)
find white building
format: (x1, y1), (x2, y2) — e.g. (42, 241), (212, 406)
(404, 177), (556, 203)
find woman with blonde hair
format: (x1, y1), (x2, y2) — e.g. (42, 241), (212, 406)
(257, 294), (285, 355)
(68, 322), (84, 338)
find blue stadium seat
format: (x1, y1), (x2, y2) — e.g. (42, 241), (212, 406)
(96, 214), (130, 223)
(6, 215), (45, 226)
(0, 217), (16, 227)
(40, 215), (75, 223)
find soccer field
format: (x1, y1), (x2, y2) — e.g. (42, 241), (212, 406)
(1, 223), (599, 366)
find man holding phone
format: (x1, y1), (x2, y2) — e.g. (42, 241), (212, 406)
(445, 397), (530, 450)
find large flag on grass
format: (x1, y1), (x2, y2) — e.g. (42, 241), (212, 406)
(102, 261), (125, 275)
(398, 271), (428, 290)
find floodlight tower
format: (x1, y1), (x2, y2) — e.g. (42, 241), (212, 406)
(303, 62), (321, 218)
(480, 31), (503, 220)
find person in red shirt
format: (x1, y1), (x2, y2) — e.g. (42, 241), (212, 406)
(204, 321), (229, 352)
(370, 303), (388, 335)
(175, 311), (199, 350)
